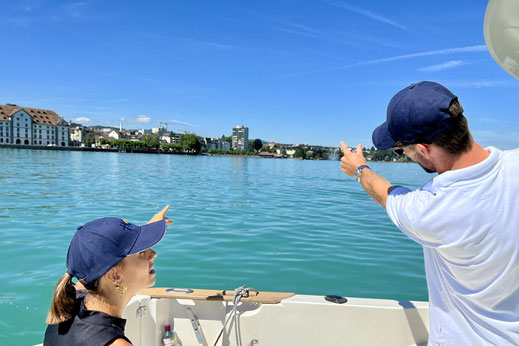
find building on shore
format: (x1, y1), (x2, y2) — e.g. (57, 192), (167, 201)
(69, 123), (94, 147)
(108, 130), (132, 140)
(152, 126), (168, 136)
(232, 125), (249, 151)
(161, 134), (172, 144)
(200, 137), (229, 152)
(0, 104), (70, 146)
(170, 132), (181, 144)
(222, 141), (231, 152)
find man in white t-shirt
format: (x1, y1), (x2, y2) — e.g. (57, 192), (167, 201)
(340, 81), (519, 345)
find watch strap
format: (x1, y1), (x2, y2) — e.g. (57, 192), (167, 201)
(355, 165), (370, 182)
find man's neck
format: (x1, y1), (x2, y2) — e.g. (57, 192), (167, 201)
(438, 142), (490, 174)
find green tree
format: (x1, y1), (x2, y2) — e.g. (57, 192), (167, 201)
(293, 145), (306, 159)
(221, 134), (232, 143)
(99, 137), (110, 146)
(179, 133), (201, 153)
(260, 145), (271, 153)
(84, 133), (95, 147)
(312, 148), (328, 160)
(371, 149), (401, 162)
(111, 139), (133, 149)
(142, 134), (161, 149)
(253, 139), (263, 151)
(132, 141), (147, 150)
(163, 143), (182, 152)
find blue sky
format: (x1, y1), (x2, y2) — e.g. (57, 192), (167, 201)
(1, 0), (518, 148)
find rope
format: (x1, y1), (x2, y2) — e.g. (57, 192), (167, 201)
(213, 286), (258, 346)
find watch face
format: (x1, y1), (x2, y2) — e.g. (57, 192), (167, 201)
(355, 165), (368, 182)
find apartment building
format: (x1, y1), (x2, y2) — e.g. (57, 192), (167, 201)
(232, 125), (249, 151)
(0, 104), (70, 146)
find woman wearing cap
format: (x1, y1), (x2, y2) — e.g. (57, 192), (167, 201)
(44, 206), (173, 346)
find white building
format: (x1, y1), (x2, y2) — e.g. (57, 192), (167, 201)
(69, 125), (91, 146)
(0, 104), (70, 146)
(161, 134), (172, 144)
(284, 149), (296, 156)
(108, 130), (129, 140)
(152, 126), (168, 136)
(232, 125), (249, 151)
(108, 130), (120, 140)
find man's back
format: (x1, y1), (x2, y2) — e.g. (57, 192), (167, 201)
(387, 147), (519, 345)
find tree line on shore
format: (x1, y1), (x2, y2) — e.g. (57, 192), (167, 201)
(337, 146), (413, 162)
(87, 133), (202, 153)
(84, 132), (411, 162)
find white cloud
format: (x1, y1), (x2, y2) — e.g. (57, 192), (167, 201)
(169, 119), (195, 127)
(325, 1), (409, 31)
(472, 129), (519, 149)
(447, 80), (512, 88)
(332, 45), (486, 70)
(63, 2), (88, 20)
(1, 1), (92, 28)
(122, 115), (152, 124)
(271, 19), (322, 39)
(71, 117), (91, 123)
(283, 45), (487, 78)
(136, 114), (151, 123)
(418, 60), (463, 72)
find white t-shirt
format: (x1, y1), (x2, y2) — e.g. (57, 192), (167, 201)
(386, 147), (519, 346)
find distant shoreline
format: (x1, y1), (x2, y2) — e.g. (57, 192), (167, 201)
(0, 144), (195, 155)
(0, 145), (412, 163)
(203, 153), (300, 159)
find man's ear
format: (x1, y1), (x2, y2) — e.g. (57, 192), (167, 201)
(415, 143), (432, 159)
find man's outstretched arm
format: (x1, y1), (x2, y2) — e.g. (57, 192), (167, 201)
(340, 141), (392, 209)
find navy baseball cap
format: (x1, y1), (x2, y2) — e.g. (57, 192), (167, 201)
(372, 81), (458, 150)
(66, 217), (167, 284)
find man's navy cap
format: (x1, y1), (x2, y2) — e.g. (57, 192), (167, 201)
(66, 217), (167, 284)
(372, 81), (458, 150)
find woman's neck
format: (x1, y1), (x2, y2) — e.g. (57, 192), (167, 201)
(84, 290), (133, 318)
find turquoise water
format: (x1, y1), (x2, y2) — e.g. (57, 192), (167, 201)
(0, 148), (432, 345)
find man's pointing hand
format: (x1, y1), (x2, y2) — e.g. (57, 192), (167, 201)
(340, 141), (367, 177)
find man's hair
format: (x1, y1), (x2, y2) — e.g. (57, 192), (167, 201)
(430, 98), (473, 155)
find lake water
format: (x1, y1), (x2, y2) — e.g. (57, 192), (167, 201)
(0, 148), (434, 345)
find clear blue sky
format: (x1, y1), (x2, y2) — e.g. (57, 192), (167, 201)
(1, 0), (518, 148)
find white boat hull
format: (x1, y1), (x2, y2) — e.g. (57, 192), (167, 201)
(122, 289), (429, 346)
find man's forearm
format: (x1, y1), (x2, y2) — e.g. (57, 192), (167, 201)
(359, 168), (391, 208)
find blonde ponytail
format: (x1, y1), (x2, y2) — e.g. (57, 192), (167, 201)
(46, 273), (76, 324)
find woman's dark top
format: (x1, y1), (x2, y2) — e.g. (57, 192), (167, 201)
(44, 293), (132, 346)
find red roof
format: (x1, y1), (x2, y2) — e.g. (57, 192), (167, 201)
(0, 104), (69, 126)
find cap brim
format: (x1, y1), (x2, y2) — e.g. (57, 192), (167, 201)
(372, 122), (396, 150)
(129, 220), (167, 254)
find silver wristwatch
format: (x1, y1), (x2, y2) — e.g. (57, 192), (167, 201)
(354, 165), (370, 183)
